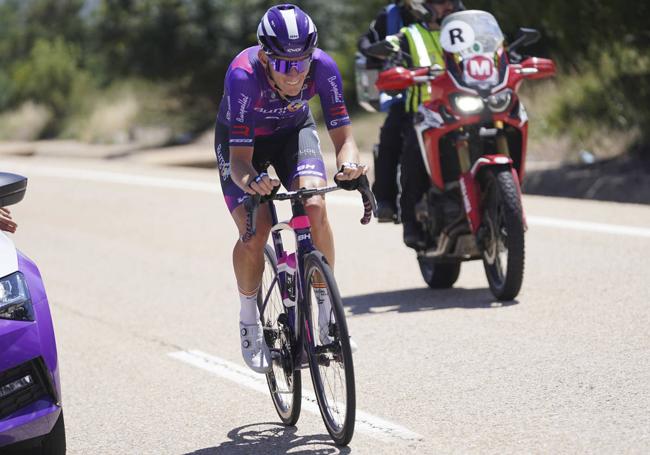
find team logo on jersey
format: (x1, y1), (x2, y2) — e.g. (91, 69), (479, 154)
(287, 101), (306, 112)
(328, 76), (343, 104)
(216, 144), (231, 181)
(329, 105), (348, 118)
(232, 125), (250, 137)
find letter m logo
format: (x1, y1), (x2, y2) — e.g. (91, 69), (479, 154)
(467, 56), (494, 81)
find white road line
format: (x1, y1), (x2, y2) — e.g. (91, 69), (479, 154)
(6, 163), (650, 239)
(527, 216), (650, 238)
(7, 164), (221, 193)
(168, 350), (423, 443)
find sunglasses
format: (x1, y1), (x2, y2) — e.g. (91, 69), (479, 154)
(267, 55), (312, 74)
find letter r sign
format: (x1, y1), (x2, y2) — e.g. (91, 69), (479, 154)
(441, 20), (476, 53)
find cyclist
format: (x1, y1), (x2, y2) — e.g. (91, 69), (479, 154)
(214, 4), (367, 373)
(0, 207), (17, 233)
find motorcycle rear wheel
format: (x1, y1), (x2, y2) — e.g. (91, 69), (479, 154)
(480, 169), (525, 301)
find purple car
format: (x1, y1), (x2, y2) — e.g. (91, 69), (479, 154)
(0, 172), (65, 453)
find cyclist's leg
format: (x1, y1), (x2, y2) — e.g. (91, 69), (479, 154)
(215, 123), (275, 372)
(270, 117), (351, 347)
(272, 116), (334, 267)
(215, 122), (274, 295)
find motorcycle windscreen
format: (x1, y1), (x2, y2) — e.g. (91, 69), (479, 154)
(440, 10), (508, 91)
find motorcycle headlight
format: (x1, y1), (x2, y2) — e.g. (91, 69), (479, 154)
(487, 89), (513, 113)
(451, 95), (485, 115)
(0, 272), (34, 321)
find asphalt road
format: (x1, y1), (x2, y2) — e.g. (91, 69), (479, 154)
(3, 156), (650, 454)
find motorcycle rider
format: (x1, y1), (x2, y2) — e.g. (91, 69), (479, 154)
(357, 1), (417, 222)
(384, 0), (465, 248)
(0, 207), (17, 233)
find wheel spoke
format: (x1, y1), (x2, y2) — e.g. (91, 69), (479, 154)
(260, 246), (300, 424)
(305, 253), (355, 443)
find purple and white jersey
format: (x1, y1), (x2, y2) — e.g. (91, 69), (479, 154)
(217, 46), (351, 147)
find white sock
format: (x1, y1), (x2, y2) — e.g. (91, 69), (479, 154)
(314, 285), (331, 330)
(239, 287), (259, 325)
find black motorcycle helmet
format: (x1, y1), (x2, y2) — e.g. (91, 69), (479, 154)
(403, 0), (466, 24)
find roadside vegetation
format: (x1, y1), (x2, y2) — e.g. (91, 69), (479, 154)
(0, 0), (648, 162)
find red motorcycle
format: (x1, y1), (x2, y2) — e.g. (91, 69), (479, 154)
(375, 11), (555, 300)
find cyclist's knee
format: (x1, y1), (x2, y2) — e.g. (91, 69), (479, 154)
(232, 204), (272, 251)
(305, 197), (328, 228)
(238, 224), (270, 252)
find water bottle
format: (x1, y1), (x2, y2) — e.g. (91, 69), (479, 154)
(277, 253), (297, 307)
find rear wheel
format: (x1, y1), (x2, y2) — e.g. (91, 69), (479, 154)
(418, 258), (461, 289)
(260, 244), (301, 426)
(480, 169), (525, 301)
(304, 251), (355, 446)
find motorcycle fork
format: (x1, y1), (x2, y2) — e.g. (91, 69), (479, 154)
(495, 121), (511, 158)
(456, 131), (471, 173)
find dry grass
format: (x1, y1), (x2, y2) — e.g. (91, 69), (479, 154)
(64, 81), (179, 146)
(80, 96), (139, 144)
(520, 81), (639, 162)
(0, 102), (52, 141)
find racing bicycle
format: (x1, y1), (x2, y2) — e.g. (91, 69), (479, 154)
(242, 178), (375, 446)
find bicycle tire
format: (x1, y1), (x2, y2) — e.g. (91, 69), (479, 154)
(260, 244), (302, 425)
(303, 251), (356, 446)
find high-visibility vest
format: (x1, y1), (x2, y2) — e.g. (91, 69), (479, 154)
(402, 24), (445, 112)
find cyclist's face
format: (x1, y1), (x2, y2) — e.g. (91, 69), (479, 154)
(260, 52), (310, 97)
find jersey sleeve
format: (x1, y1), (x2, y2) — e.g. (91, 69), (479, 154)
(225, 68), (258, 147)
(314, 51), (352, 131)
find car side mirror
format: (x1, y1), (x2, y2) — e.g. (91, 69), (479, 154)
(0, 173), (28, 207)
(509, 28), (541, 53)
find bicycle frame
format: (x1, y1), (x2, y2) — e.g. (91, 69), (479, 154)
(259, 197), (317, 370)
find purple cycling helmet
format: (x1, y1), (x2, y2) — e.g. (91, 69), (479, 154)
(257, 4), (318, 58)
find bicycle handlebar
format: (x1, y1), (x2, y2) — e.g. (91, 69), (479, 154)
(240, 177), (377, 243)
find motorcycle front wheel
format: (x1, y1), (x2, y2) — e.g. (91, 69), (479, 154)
(480, 168), (525, 301)
(418, 257), (461, 289)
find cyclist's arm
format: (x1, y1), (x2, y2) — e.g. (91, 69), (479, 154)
(230, 146), (278, 195)
(313, 50), (366, 180)
(225, 67), (277, 195)
(329, 125), (365, 181)
(230, 146), (256, 194)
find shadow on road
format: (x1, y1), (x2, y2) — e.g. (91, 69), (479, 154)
(344, 287), (519, 315)
(184, 422), (351, 455)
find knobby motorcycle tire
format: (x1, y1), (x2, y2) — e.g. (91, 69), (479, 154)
(482, 168), (525, 301)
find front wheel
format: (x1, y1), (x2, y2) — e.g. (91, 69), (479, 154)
(480, 169), (525, 301)
(260, 244), (301, 426)
(418, 258), (461, 289)
(304, 251), (355, 446)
